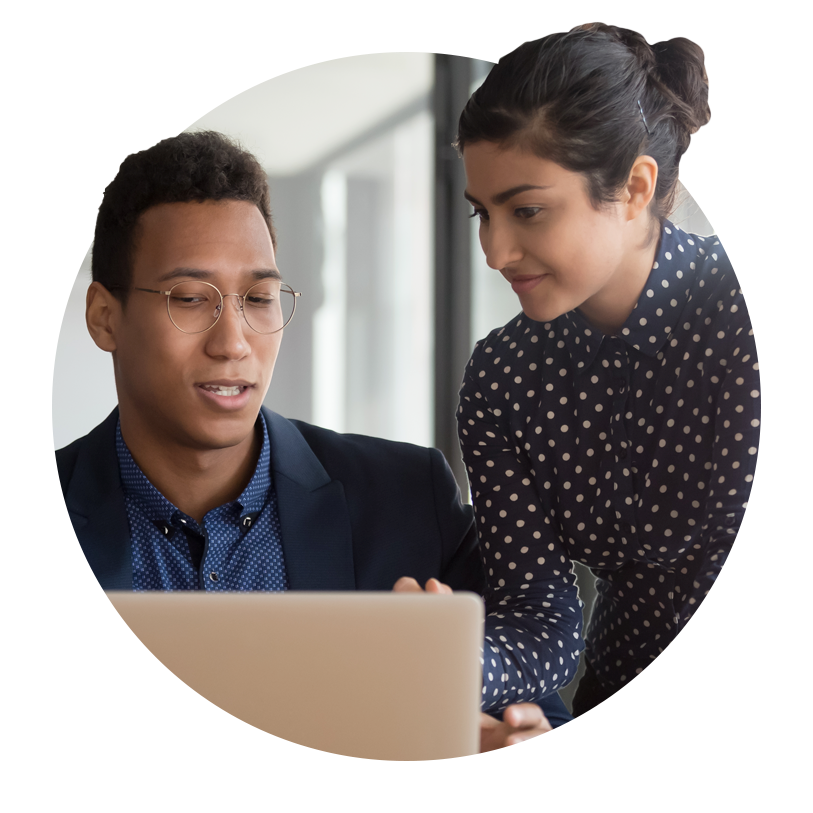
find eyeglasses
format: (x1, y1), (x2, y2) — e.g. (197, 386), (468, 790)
(112, 280), (302, 335)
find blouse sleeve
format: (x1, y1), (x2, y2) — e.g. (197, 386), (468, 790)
(457, 341), (584, 713)
(675, 296), (760, 625)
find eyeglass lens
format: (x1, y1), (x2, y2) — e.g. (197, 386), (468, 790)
(167, 281), (296, 334)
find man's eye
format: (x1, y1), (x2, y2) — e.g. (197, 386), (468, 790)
(171, 295), (208, 306)
(246, 295), (274, 307)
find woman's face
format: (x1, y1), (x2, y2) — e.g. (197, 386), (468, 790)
(463, 141), (643, 328)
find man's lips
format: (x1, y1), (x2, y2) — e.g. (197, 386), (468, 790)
(195, 380), (255, 407)
(508, 274), (548, 294)
(197, 379), (253, 391)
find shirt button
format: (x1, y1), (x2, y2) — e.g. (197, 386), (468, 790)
(209, 572), (219, 582)
(242, 516), (253, 529)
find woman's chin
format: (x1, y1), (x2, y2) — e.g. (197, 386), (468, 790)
(521, 303), (568, 324)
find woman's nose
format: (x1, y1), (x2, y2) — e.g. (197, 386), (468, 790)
(481, 219), (523, 272)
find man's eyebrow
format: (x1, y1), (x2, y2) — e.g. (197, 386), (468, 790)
(157, 267), (282, 283)
(463, 184), (552, 207)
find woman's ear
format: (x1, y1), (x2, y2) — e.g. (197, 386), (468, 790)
(86, 281), (121, 353)
(623, 155), (658, 221)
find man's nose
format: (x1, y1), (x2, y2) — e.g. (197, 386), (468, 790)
(205, 295), (251, 358)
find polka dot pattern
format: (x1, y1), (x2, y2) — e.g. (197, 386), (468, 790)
(458, 221), (759, 704)
(117, 418), (289, 592)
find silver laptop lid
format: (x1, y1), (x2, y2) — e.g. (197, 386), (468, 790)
(107, 591), (484, 760)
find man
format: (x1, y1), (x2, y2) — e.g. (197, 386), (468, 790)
(57, 130), (567, 749)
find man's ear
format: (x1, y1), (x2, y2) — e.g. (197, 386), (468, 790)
(622, 155), (658, 221)
(86, 282), (121, 352)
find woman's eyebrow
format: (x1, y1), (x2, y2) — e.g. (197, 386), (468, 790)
(464, 184), (552, 207)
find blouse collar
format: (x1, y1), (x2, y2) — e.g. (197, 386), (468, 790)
(559, 221), (716, 372)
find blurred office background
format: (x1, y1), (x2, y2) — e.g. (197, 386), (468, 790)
(0, 21), (813, 720)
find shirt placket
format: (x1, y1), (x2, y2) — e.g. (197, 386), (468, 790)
(607, 340), (637, 547)
(199, 506), (230, 590)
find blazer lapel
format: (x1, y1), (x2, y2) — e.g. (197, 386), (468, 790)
(262, 408), (356, 591)
(63, 408), (133, 590)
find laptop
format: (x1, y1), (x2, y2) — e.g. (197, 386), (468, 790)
(107, 591), (484, 760)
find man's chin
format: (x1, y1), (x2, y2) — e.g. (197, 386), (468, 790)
(179, 407), (264, 453)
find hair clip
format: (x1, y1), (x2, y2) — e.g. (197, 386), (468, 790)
(637, 99), (653, 136)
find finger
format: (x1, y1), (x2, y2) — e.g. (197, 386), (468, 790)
(424, 578), (453, 594)
(479, 712), (500, 731)
(392, 576), (424, 593)
(503, 703), (545, 730)
(504, 726), (550, 747)
(505, 734), (528, 748)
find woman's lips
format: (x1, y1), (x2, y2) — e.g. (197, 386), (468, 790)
(510, 275), (548, 294)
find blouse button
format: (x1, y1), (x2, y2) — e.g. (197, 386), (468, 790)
(209, 571), (219, 582)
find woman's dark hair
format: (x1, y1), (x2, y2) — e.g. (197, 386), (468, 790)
(456, 23), (710, 223)
(92, 130), (276, 303)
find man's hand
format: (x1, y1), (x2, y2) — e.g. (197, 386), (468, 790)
(392, 576), (453, 594)
(479, 703), (552, 751)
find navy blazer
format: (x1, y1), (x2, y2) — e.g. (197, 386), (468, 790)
(56, 407), (485, 595)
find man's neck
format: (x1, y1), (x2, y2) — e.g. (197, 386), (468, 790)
(118, 415), (262, 524)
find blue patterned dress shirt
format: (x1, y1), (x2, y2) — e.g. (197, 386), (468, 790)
(116, 417), (289, 592)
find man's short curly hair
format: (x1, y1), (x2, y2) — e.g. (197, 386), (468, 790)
(92, 131), (275, 303)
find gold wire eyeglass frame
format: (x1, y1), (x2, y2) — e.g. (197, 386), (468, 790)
(112, 280), (302, 335)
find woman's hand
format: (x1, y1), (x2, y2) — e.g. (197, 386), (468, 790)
(392, 576), (453, 594)
(392, 576), (554, 751)
(479, 704), (553, 751)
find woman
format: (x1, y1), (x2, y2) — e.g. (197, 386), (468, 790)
(455, 23), (759, 716)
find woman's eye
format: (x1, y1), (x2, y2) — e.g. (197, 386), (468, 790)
(468, 208), (489, 222)
(515, 207), (542, 219)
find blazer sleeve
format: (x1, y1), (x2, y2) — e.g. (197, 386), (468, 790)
(458, 341), (584, 713)
(427, 447), (485, 595)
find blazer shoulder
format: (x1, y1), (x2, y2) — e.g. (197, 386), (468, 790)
(285, 418), (467, 530)
(55, 408), (120, 504)
(55, 435), (85, 498)
(287, 418), (434, 475)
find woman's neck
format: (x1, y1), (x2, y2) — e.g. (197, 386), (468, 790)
(577, 220), (661, 336)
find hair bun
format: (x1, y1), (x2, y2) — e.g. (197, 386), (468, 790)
(652, 38), (710, 134)
(582, 23), (710, 144)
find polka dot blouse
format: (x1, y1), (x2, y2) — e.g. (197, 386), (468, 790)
(117, 418), (289, 592)
(458, 221), (760, 709)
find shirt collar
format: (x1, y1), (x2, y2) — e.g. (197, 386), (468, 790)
(116, 415), (272, 524)
(560, 220), (712, 372)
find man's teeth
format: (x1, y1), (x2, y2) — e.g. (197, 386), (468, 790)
(202, 385), (243, 396)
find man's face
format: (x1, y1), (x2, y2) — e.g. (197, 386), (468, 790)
(108, 199), (283, 453)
